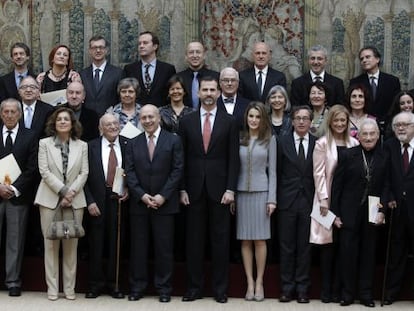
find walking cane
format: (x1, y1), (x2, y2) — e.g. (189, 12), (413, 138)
(381, 205), (394, 306)
(114, 197), (122, 297)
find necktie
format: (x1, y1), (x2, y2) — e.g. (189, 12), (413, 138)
(107, 143), (118, 187)
(148, 135), (155, 161)
(192, 72), (199, 109)
(298, 137), (305, 168)
(25, 106), (33, 129)
(203, 112), (211, 153)
(370, 76), (377, 101)
(5, 130), (13, 153)
(18, 74), (24, 87)
(223, 97), (234, 104)
(257, 71), (263, 97)
(403, 143), (410, 173)
(94, 68), (100, 90)
(144, 64), (151, 92)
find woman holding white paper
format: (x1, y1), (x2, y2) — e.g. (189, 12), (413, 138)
(310, 105), (358, 303)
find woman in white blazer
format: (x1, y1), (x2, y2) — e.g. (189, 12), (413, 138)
(35, 107), (88, 301)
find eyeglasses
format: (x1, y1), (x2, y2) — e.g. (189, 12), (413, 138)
(220, 78), (238, 84)
(293, 116), (311, 122)
(19, 84), (39, 90)
(90, 46), (106, 51)
(393, 122), (414, 129)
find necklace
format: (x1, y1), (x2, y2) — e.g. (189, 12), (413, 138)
(50, 69), (67, 82)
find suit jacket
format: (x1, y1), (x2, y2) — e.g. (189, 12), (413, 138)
(383, 137), (414, 220)
(239, 66), (286, 102)
(0, 126), (37, 204)
(290, 72), (345, 107)
(35, 136), (88, 209)
(124, 60), (176, 107)
(0, 70), (36, 102)
(176, 67), (220, 107)
(125, 129), (183, 215)
(84, 136), (129, 222)
(178, 109), (240, 202)
(350, 71), (401, 121)
(331, 145), (387, 229)
(216, 95), (249, 130)
(277, 132), (316, 210)
(80, 64), (124, 117)
(19, 100), (54, 139)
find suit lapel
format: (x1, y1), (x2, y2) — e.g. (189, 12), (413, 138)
(93, 138), (105, 181)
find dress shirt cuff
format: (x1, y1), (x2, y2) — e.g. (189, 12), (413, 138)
(10, 185), (20, 197)
(225, 190), (234, 195)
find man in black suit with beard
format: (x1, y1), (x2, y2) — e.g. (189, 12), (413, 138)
(179, 76), (239, 304)
(291, 45), (344, 107)
(124, 31), (176, 107)
(0, 42), (35, 103)
(80, 35), (124, 117)
(84, 113), (129, 299)
(277, 105), (315, 304)
(383, 111), (414, 305)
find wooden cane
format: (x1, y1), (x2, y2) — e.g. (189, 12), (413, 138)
(114, 198), (122, 294)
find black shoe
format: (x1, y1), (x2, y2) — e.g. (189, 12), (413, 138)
(340, 299), (354, 306)
(182, 291), (202, 302)
(297, 294), (310, 303)
(383, 298), (394, 305)
(214, 294), (228, 303)
(85, 290), (100, 299)
(111, 290), (124, 299)
(9, 287), (21, 297)
(321, 296), (331, 303)
(279, 293), (292, 302)
(360, 299), (375, 307)
(128, 292), (143, 301)
(159, 294), (171, 303)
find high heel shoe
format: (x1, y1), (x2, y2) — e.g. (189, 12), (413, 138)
(254, 284), (264, 301)
(245, 287), (254, 301)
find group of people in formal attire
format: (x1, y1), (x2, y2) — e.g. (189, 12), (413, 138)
(0, 31), (413, 308)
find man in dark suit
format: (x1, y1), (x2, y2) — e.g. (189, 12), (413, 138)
(18, 76), (54, 139)
(176, 41), (219, 109)
(124, 31), (176, 107)
(383, 112), (414, 305)
(80, 35), (124, 117)
(84, 113), (129, 299)
(0, 42), (35, 102)
(179, 76), (239, 303)
(277, 105), (315, 304)
(126, 104), (183, 303)
(291, 45), (344, 107)
(331, 119), (387, 307)
(0, 98), (37, 296)
(349, 46), (401, 125)
(239, 42), (286, 102)
(62, 81), (99, 141)
(217, 67), (249, 130)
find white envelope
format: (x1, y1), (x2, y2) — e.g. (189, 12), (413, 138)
(310, 201), (336, 230)
(368, 195), (384, 224)
(0, 154), (21, 184)
(112, 167), (125, 196)
(120, 121), (142, 139)
(40, 89), (67, 106)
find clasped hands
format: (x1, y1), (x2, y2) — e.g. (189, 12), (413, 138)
(142, 193), (165, 209)
(0, 184), (15, 200)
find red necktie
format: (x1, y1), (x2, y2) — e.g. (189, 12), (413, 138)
(403, 143), (410, 173)
(107, 143), (117, 187)
(203, 112), (211, 153)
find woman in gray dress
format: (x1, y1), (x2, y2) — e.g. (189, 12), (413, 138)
(234, 101), (276, 301)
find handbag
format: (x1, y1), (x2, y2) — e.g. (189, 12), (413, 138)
(46, 203), (85, 240)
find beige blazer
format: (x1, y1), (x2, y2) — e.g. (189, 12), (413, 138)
(35, 136), (89, 209)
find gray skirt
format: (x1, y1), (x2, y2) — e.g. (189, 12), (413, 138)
(236, 191), (270, 240)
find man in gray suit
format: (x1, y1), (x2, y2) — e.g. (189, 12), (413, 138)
(80, 35), (124, 116)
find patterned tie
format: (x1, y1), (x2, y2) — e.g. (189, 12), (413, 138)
(148, 135), (155, 161)
(107, 143), (118, 187)
(203, 112), (211, 153)
(144, 63), (151, 92)
(25, 106), (33, 129)
(94, 68), (100, 90)
(370, 76), (377, 101)
(5, 130), (13, 154)
(257, 71), (263, 97)
(298, 137), (305, 169)
(223, 97), (234, 104)
(403, 143), (410, 174)
(192, 72), (199, 109)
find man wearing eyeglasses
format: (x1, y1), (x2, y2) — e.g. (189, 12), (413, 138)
(382, 112), (414, 305)
(80, 35), (124, 117)
(276, 105), (316, 304)
(216, 67), (249, 130)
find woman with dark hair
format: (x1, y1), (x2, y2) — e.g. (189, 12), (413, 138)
(384, 90), (414, 139)
(234, 101), (276, 301)
(36, 44), (81, 93)
(159, 75), (193, 133)
(309, 81), (329, 138)
(35, 107), (88, 301)
(344, 83), (375, 138)
(107, 77), (142, 130)
(265, 85), (292, 137)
